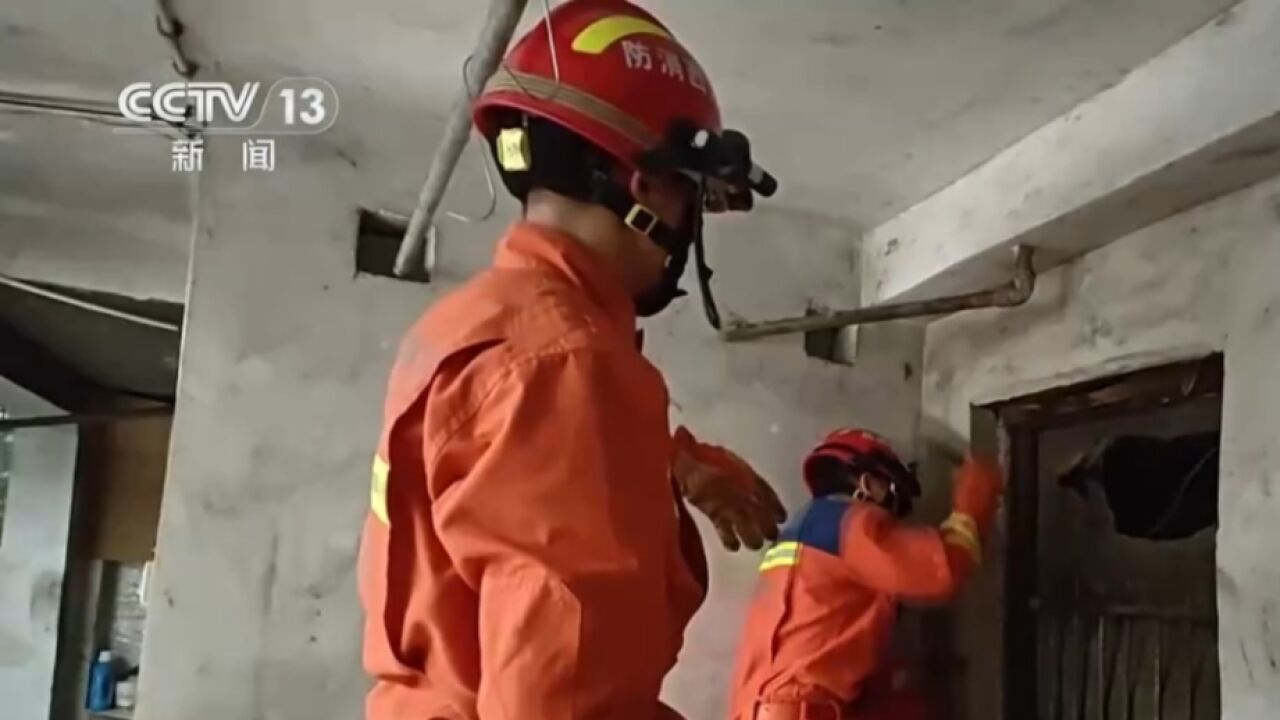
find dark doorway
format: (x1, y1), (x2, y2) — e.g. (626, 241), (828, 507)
(983, 355), (1223, 720)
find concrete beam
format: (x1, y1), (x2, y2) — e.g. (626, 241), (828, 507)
(0, 319), (98, 412)
(860, 0), (1280, 306)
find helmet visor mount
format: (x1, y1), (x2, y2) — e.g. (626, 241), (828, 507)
(632, 121), (777, 326)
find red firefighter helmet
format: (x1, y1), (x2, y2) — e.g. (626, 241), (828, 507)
(804, 428), (921, 515)
(473, 0), (776, 326)
(473, 0), (721, 174)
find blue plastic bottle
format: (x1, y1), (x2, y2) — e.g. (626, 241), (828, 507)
(86, 650), (116, 712)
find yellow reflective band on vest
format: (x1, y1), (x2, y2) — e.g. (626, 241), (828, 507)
(758, 541), (799, 572)
(371, 455), (390, 526)
(571, 15), (673, 54)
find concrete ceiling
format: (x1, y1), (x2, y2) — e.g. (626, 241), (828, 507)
(0, 0), (1240, 306)
(0, 114), (192, 302)
(1, 0), (191, 301)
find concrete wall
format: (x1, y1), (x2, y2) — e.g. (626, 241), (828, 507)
(0, 379), (79, 719)
(921, 175), (1280, 719)
(137, 132), (921, 719)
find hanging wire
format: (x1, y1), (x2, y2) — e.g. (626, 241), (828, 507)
(441, 54), (499, 224)
(499, 0), (563, 102)
(541, 0), (562, 100)
(1144, 446), (1219, 537)
(444, 0), (561, 223)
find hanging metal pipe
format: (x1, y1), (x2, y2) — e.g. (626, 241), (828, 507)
(395, 0), (529, 278)
(0, 406), (172, 431)
(720, 245), (1036, 342)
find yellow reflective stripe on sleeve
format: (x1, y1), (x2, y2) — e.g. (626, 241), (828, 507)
(941, 512), (981, 561)
(370, 456), (390, 525)
(942, 528), (980, 560)
(942, 512), (978, 538)
(571, 15), (673, 54)
(763, 541), (799, 559)
(758, 541), (800, 572)
(759, 556), (799, 572)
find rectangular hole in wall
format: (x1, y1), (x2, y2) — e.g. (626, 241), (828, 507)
(986, 354), (1224, 720)
(354, 208), (430, 283)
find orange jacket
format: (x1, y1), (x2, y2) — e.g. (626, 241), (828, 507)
(728, 498), (977, 718)
(359, 222), (708, 720)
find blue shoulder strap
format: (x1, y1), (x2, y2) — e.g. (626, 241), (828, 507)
(776, 497), (849, 557)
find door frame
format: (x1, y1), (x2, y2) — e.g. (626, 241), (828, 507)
(972, 353), (1225, 719)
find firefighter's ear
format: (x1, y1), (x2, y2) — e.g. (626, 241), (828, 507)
(629, 170), (690, 228)
(629, 171), (649, 198)
(855, 472), (888, 504)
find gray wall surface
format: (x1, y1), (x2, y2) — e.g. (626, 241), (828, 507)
(0, 379), (78, 719)
(922, 175), (1280, 719)
(136, 136), (921, 720)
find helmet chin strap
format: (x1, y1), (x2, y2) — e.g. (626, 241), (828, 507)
(690, 178), (721, 329)
(634, 238), (689, 317)
(590, 172), (723, 324)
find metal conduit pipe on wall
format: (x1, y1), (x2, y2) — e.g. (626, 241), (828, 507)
(719, 246), (1037, 342)
(395, 0), (531, 278)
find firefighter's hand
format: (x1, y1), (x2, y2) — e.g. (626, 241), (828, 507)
(673, 427), (787, 551)
(952, 453), (1004, 535)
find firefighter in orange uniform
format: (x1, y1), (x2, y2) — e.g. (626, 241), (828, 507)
(358, 1), (785, 718)
(729, 429), (1004, 720)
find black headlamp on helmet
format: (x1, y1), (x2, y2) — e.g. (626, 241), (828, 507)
(630, 120), (778, 324)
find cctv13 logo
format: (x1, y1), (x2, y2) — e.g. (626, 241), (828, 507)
(118, 78), (339, 134)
